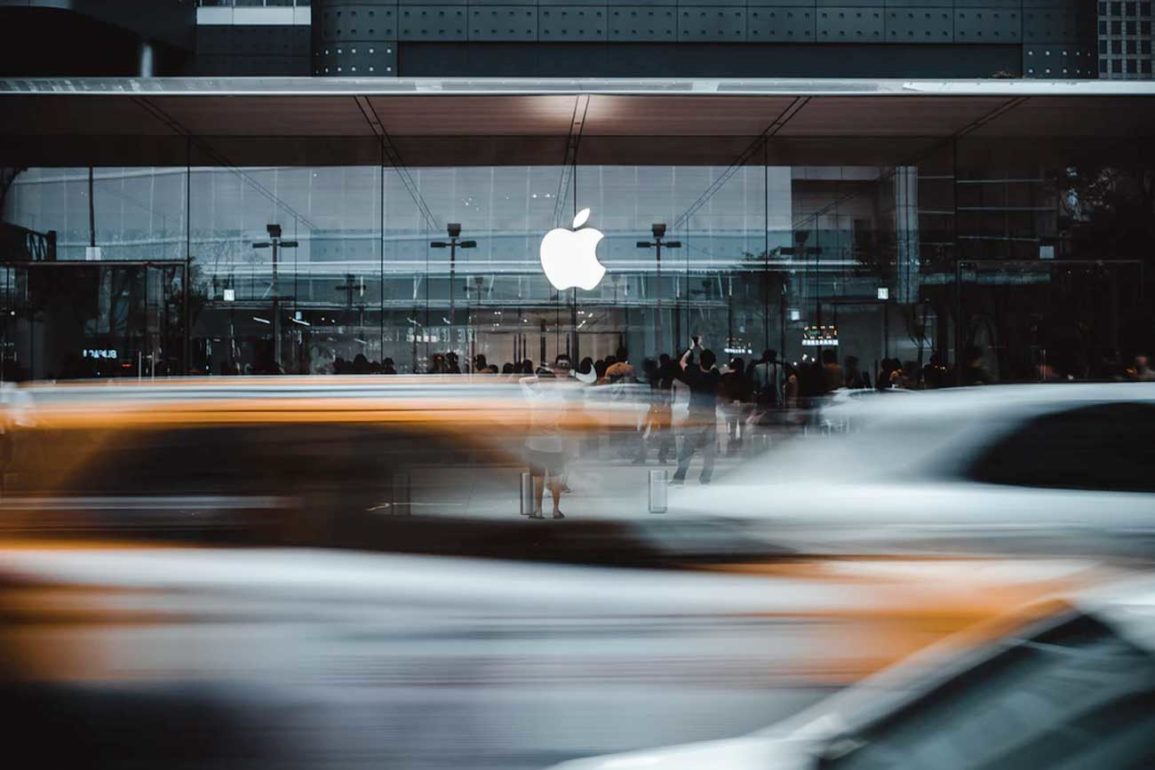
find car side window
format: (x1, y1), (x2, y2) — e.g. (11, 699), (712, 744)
(966, 402), (1155, 493)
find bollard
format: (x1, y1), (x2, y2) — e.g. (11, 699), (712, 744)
(520, 472), (534, 516)
(649, 469), (667, 513)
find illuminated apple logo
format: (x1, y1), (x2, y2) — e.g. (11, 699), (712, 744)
(539, 208), (606, 291)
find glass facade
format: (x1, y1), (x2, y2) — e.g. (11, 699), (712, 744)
(2, 131), (1151, 382)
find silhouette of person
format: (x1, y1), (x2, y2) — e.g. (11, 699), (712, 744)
(672, 341), (720, 485)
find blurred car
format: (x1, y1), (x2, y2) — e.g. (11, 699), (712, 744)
(548, 573), (1155, 770)
(672, 383), (1155, 558)
(0, 377), (646, 553)
(0, 543), (1115, 770)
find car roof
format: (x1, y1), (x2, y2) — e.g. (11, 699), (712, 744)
(829, 383), (1155, 425)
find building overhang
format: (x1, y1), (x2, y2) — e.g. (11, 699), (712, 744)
(3, 78), (1154, 168)
(0, 1), (194, 50)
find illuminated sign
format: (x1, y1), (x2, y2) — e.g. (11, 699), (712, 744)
(801, 325), (838, 347)
(539, 208), (606, 291)
(82, 348), (118, 359)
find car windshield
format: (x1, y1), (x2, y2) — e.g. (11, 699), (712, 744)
(821, 612), (1155, 770)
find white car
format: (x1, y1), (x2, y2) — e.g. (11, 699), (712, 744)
(549, 574), (1155, 770)
(670, 383), (1155, 557)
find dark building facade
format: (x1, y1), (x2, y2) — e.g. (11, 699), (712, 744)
(309, 0), (1099, 79)
(4, 1), (1152, 80)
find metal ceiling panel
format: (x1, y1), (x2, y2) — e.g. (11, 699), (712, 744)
(967, 97), (1155, 137)
(583, 95), (798, 135)
(777, 96), (1015, 136)
(368, 95), (580, 135)
(144, 96), (376, 136)
(0, 95), (175, 135)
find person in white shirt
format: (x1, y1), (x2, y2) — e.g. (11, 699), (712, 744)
(520, 355), (576, 519)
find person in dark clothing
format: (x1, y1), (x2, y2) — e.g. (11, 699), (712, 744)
(820, 349), (843, 392)
(382, 357), (397, 375)
(640, 354), (678, 464)
(959, 346), (992, 386)
(921, 351), (947, 389)
(751, 349), (781, 408)
(251, 340), (283, 375)
(720, 357), (752, 455)
(844, 356), (867, 389)
(672, 342), (720, 485)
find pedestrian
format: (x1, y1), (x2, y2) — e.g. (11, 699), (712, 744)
(959, 346), (991, 386)
(382, 357), (397, 375)
(605, 347), (635, 382)
(672, 339), (720, 486)
(720, 357), (752, 455)
(750, 349), (782, 429)
(1128, 354), (1155, 381)
(520, 354), (573, 519)
(752, 350), (781, 407)
(921, 352), (947, 389)
(575, 356), (597, 385)
(821, 349), (843, 392)
(844, 355), (867, 389)
(598, 355), (618, 384)
(648, 353), (678, 464)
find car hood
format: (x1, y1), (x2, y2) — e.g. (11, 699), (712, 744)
(549, 735), (811, 770)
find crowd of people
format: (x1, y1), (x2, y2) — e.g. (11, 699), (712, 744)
(508, 340), (1155, 517)
(326, 343), (1155, 390)
(304, 340), (1155, 520)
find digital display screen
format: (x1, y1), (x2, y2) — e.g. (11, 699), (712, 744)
(801, 325), (838, 347)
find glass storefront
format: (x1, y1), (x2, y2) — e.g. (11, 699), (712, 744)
(2, 137), (1150, 382)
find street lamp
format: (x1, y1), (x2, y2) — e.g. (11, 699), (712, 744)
(252, 223), (298, 369)
(637, 223), (681, 354)
(431, 223), (477, 354)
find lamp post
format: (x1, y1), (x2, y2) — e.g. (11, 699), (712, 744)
(637, 223), (681, 354)
(431, 223), (477, 359)
(252, 223), (298, 370)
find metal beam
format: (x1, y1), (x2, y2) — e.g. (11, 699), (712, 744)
(671, 96), (809, 233)
(355, 95), (440, 233)
(553, 94), (590, 225)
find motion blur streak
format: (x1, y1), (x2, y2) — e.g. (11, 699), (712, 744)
(0, 547), (1111, 769)
(0, 380), (1152, 769)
